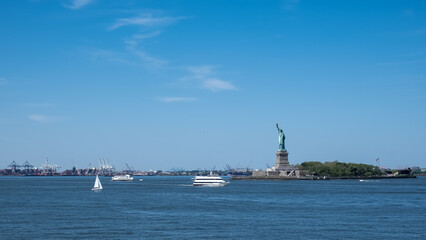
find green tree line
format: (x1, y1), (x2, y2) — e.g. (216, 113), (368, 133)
(299, 161), (383, 177)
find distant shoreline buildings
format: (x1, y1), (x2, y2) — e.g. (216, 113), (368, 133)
(0, 159), (250, 176)
(1, 159), (423, 177)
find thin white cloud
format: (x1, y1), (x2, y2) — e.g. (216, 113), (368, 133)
(130, 49), (167, 69)
(203, 78), (236, 91)
(124, 31), (162, 48)
(109, 15), (186, 30)
(157, 97), (198, 103)
(28, 114), (57, 123)
(187, 65), (215, 79)
(122, 35), (167, 69)
(184, 65), (237, 92)
(91, 48), (135, 65)
(103, 13), (183, 70)
(88, 47), (166, 69)
(67, 0), (93, 10)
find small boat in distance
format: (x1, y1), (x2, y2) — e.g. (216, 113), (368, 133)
(112, 174), (134, 181)
(91, 174), (103, 191)
(192, 172), (230, 187)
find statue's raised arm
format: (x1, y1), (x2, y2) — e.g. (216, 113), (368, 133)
(276, 123), (281, 132)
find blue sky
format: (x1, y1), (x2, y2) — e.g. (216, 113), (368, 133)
(0, 0), (425, 170)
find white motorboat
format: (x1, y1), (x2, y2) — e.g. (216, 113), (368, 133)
(91, 174), (103, 191)
(111, 174), (134, 181)
(192, 172), (230, 187)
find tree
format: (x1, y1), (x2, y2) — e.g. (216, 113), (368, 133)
(300, 161), (384, 177)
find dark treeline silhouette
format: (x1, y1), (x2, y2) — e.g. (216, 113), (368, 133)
(299, 161), (383, 177)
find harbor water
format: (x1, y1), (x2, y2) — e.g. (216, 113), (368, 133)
(1, 176), (425, 239)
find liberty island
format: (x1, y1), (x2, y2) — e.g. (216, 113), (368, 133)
(234, 123), (416, 180)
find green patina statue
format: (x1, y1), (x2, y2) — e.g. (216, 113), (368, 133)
(276, 123), (286, 151)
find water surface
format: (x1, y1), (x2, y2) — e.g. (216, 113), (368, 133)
(1, 176), (425, 239)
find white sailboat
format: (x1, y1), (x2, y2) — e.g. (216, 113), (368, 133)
(91, 174), (103, 191)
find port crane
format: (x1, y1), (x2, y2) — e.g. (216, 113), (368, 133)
(7, 161), (20, 174)
(98, 158), (115, 175)
(41, 158), (60, 175)
(22, 161), (34, 174)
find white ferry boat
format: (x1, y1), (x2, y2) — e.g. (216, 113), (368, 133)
(192, 172), (230, 187)
(111, 174), (134, 181)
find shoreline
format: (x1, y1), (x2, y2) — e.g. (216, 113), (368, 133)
(232, 175), (417, 180)
(0, 174), (420, 179)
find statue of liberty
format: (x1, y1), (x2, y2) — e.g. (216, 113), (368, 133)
(276, 123), (286, 151)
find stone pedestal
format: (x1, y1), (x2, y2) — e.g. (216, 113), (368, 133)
(275, 151), (290, 170)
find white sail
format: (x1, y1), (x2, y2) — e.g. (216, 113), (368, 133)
(92, 174), (103, 190)
(97, 175), (103, 189)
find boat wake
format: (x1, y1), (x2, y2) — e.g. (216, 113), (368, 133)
(178, 184), (194, 187)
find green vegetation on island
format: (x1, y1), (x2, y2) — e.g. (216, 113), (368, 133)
(299, 161), (383, 177)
